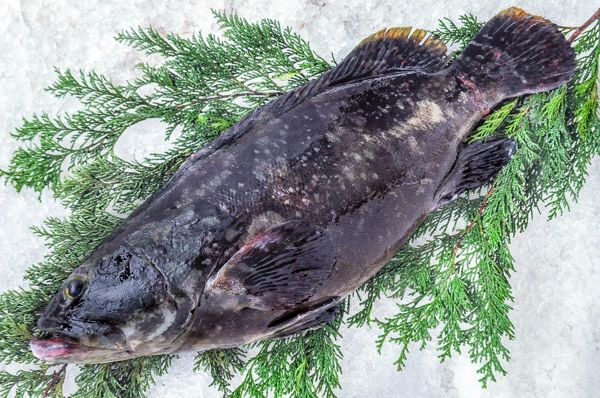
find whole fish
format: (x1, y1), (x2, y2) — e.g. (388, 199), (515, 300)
(31, 7), (575, 363)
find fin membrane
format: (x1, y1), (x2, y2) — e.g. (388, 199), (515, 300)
(437, 136), (516, 203)
(329, 27), (449, 83)
(268, 298), (341, 339)
(206, 220), (336, 310)
(453, 7), (575, 96)
(177, 25), (449, 171)
(254, 27), (449, 121)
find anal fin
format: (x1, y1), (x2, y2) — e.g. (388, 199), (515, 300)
(436, 136), (516, 204)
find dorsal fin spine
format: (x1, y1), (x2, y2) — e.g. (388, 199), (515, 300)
(234, 25), (450, 132)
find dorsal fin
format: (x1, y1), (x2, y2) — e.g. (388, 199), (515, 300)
(264, 27), (449, 117)
(173, 27), (448, 175)
(331, 27), (449, 83)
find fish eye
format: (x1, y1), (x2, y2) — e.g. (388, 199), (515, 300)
(63, 277), (87, 300)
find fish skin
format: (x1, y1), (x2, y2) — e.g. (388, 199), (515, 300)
(31, 7), (576, 363)
(176, 70), (480, 351)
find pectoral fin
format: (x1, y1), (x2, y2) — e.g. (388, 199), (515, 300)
(268, 298), (341, 339)
(437, 136), (516, 204)
(206, 221), (336, 310)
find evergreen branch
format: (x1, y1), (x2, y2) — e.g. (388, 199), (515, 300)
(0, 8), (599, 398)
(177, 90), (284, 110)
(229, 318), (344, 398)
(41, 365), (66, 398)
(568, 8), (600, 43)
(366, 12), (600, 388)
(71, 356), (172, 398)
(47, 68), (148, 110)
(115, 26), (178, 57)
(0, 366), (61, 398)
(432, 14), (483, 48)
(194, 348), (246, 393)
(452, 184), (495, 256)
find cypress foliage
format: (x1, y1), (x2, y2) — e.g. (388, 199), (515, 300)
(0, 9), (598, 397)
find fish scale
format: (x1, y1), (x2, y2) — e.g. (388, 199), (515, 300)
(31, 7), (576, 363)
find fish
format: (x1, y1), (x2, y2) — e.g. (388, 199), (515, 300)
(30, 7), (575, 363)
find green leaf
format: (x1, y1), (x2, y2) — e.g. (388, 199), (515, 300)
(1, 10), (599, 398)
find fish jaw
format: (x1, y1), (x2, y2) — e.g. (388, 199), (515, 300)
(30, 336), (132, 364)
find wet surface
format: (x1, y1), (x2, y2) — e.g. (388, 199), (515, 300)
(1, 1), (599, 397)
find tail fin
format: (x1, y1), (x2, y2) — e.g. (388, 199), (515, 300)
(452, 7), (576, 98)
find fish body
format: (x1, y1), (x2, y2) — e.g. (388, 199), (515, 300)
(31, 8), (575, 363)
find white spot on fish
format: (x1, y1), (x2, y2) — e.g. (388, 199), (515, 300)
(363, 150), (375, 160)
(121, 306), (177, 351)
(342, 165), (355, 181)
(404, 99), (444, 129)
(201, 216), (220, 226)
(325, 131), (341, 143)
(417, 178), (433, 194)
(388, 125), (409, 138)
(407, 136), (424, 155)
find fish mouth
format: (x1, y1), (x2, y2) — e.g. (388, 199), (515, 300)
(31, 315), (132, 363)
(30, 335), (129, 363)
(31, 336), (99, 361)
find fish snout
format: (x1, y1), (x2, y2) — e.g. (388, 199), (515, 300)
(37, 315), (70, 334)
(38, 313), (129, 351)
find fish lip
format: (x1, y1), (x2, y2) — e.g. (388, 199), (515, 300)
(31, 317), (130, 363)
(30, 335), (128, 363)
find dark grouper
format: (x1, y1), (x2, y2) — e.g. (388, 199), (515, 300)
(31, 8), (575, 363)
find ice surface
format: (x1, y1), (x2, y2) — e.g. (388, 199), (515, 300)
(0, 1), (598, 397)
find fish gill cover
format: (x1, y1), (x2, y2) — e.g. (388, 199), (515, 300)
(0, 7), (599, 398)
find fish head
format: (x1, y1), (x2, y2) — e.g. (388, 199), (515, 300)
(31, 248), (182, 363)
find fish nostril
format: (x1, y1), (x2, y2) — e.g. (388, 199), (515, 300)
(37, 316), (68, 332)
(37, 316), (53, 330)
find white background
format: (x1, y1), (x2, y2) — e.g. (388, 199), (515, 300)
(0, 1), (598, 397)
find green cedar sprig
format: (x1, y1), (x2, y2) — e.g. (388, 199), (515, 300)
(0, 9), (598, 398)
(361, 16), (600, 387)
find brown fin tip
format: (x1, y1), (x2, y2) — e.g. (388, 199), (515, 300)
(359, 27), (411, 45)
(409, 28), (427, 43)
(359, 26), (446, 51)
(499, 7), (550, 24)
